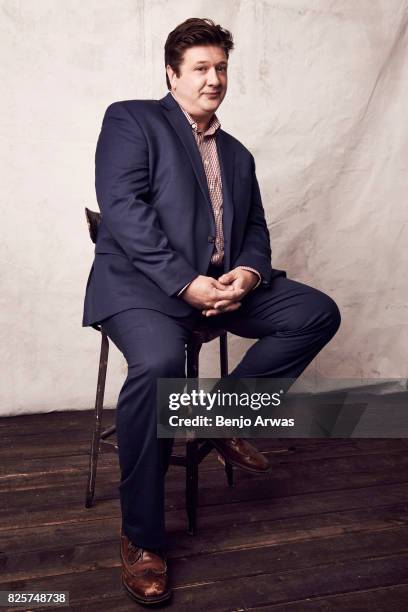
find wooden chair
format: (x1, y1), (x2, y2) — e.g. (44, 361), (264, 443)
(84, 208), (233, 535)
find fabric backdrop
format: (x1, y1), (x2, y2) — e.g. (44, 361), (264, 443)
(1, 0), (407, 415)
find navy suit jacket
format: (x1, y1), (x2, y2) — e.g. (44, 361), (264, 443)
(83, 92), (285, 326)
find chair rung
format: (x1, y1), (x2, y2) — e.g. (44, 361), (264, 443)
(101, 425), (116, 439)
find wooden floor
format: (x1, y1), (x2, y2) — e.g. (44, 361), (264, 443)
(1, 410), (408, 611)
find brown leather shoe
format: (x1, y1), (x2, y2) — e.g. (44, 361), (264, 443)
(120, 532), (171, 605)
(209, 438), (270, 473)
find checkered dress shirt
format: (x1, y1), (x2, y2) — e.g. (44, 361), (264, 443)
(171, 93), (261, 294)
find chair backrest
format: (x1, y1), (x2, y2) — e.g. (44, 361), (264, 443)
(85, 208), (101, 244)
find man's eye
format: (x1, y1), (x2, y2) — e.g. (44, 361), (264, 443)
(217, 66), (227, 72)
(196, 67), (205, 71)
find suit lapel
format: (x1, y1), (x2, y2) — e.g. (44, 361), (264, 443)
(216, 130), (235, 271)
(159, 93), (236, 269)
(160, 93), (211, 208)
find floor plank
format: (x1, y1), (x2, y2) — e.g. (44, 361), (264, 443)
(1, 410), (408, 611)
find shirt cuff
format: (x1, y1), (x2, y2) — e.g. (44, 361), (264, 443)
(236, 266), (262, 290)
(177, 280), (193, 297)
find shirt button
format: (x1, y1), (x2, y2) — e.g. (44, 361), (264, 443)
(191, 123), (197, 129)
(204, 159), (209, 165)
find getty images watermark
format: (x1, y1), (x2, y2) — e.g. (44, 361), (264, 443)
(167, 387), (293, 429)
(157, 378), (408, 438)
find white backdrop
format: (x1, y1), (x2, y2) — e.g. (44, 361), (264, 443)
(1, 0), (407, 416)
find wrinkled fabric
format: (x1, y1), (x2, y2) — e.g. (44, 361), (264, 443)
(2, 0), (407, 415)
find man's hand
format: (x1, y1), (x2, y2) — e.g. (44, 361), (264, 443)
(182, 275), (243, 314)
(202, 268), (259, 317)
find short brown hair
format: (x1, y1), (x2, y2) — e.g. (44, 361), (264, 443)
(164, 18), (234, 90)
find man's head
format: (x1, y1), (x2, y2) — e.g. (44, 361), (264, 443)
(165, 18), (234, 120)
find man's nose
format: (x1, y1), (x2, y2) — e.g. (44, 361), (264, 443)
(207, 67), (221, 86)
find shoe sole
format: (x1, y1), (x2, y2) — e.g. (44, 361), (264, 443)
(122, 577), (172, 606)
(210, 440), (271, 474)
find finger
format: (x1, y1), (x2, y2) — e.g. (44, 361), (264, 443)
(212, 279), (233, 291)
(203, 310), (222, 317)
(214, 286), (242, 299)
(218, 274), (235, 284)
(221, 301), (242, 312)
(203, 302), (242, 317)
(213, 298), (239, 309)
(214, 288), (244, 304)
(202, 310), (217, 317)
(218, 277), (232, 285)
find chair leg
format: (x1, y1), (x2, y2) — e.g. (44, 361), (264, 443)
(219, 333), (234, 487)
(186, 339), (201, 378)
(219, 332), (228, 377)
(101, 424), (116, 439)
(85, 331), (109, 508)
(225, 463), (234, 487)
(186, 439), (199, 535)
(185, 339), (201, 534)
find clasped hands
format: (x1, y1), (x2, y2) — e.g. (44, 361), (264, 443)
(182, 268), (258, 317)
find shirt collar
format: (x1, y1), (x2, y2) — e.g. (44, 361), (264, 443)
(170, 91), (220, 136)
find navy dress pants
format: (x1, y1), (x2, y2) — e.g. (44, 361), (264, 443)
(101, 274), (341, 549)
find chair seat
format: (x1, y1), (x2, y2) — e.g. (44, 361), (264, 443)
(192, 321), (226, 344)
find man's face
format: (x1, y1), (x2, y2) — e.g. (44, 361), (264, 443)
(167, 45), (228, 118)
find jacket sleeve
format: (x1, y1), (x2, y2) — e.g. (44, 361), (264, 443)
(232, 155), (273, 287)
(95, 102), (199, 296)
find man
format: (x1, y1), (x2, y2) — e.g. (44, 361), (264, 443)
(83, 18), (341, 606)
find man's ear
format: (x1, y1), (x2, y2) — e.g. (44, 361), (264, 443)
(166, 64), (177, 90)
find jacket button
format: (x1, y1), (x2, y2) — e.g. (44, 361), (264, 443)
(207, 235), (215, 243)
